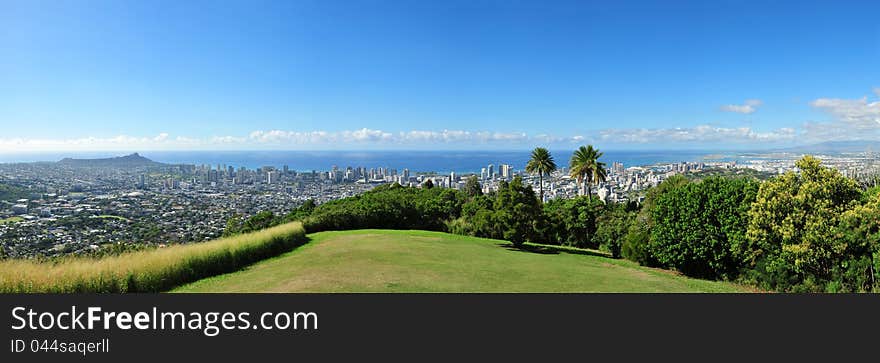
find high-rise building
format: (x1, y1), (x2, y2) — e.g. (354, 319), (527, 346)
(500, 164), (512, 179)
(12, 204), (28, 215)
(487, 164), (494, 179)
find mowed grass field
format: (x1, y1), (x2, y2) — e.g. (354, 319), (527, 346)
(174, 229), (751, 293)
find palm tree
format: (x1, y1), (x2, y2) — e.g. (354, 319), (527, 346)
(590, 159), (608, 196)
(525, 147), (557, 202)
(569, 145), (606, 197)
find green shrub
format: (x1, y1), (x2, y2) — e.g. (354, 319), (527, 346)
(542, 196), (605, 248)
(594, 205), (635, 258)
(649, 177), (758, 280)
(492, 177), (543, 246)
(621, 221), (653, 265)
(620, 175), (688, 266)
(302, 183), (466, 233)
(742, 156), (863, 292)
(824, 193), (880, 292)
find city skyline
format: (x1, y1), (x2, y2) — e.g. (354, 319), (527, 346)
(0, 147), (754, 258)
(2, 1), (879, 151)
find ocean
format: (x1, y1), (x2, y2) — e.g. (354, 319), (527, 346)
(0, 150), (742, 173)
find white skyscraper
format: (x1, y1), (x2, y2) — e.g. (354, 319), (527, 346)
(500, 164), (512, 180)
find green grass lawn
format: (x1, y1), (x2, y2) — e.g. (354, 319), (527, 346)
(0, 216), (23, 225)
(174, 229), (752, 293)
(94, 215), (131, 222)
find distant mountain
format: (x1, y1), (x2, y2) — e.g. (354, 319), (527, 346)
(776, 141), (880, 154)
(57, 153), (165, 168)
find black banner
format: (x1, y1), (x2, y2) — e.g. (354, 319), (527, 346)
(1, 294), (877, 361)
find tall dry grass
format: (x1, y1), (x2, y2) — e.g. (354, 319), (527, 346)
(0, 222), (306, 293)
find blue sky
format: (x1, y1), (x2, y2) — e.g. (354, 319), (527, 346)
(1, 0), (878, 151)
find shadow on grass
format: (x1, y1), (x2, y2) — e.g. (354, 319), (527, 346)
(499, 243), (560, 255)
(499, 242), (612, 258)
(166, 234), (314, 292)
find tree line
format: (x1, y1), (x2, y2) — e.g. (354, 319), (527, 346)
(225, 146), (880, 292)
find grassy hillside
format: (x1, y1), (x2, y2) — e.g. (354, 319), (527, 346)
(0, 222), (306, 293)
(175, 229), (752, 293)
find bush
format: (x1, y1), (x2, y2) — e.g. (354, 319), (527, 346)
(448, 195), (498, 238)
(742, 156), (863, 292)
(622, 221), (653, 265)
(542, 196), (605, 248)
(824, 193), (880, 292)
(301, 183), (466, 233)
(620, 175), (687, 266)
(448, 177), (543, 247)
(594, 205), (635, 258)
(649, 177), (758, 280)
(493, 177), (543, 246)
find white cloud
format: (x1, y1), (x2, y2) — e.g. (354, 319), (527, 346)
(0, 133), (205, 152)
(11, 90), (880, 152)
(0, 126), (803, 152)
(395, 130), (531, 144)
(598, 125), (796, 144)
(244, 129), (539, 145)
(247, 130), (333, 144)
(0, 129), (592, 152)
(210, 135), (246, 144)
(345, 128), (394, 142)
(799, 121), (879, 142)
(720, 99), (763, 114)
(11, 88), (880, 153)
(811, 95), (880, 129)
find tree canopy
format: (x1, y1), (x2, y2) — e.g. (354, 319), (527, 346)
(650, 177), (758, 279)
(569, 145), (606, 197)
(743, 156), (863, 291)
(526, 147), (557, 202)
